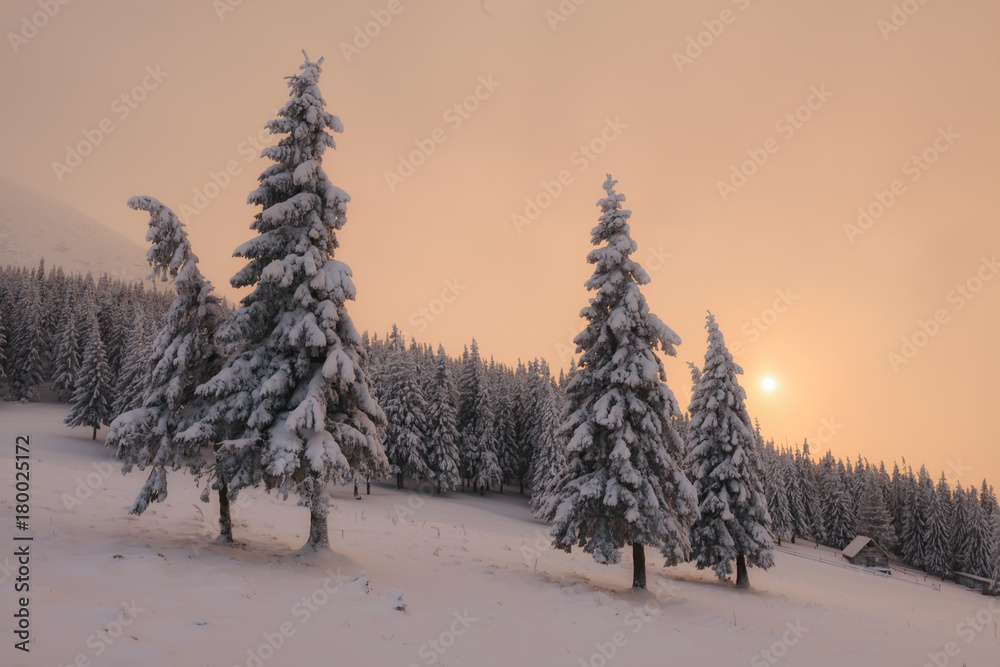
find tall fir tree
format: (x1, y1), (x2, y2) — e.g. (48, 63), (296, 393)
(382, 328), (431, 489)
(543, 176), (698, 589)
(50, 293), (82, 402)
(854, 468), (897, 551)
(819, 454), (855, 550)
(923, 472), (953, 579)
(528, 360), (567, 520)
(685, 312), (774, 587)
(111, 307), (151, 418)
(192, 53), (388, 550)
(457, 339), (501, 494)
(425, 345), (461, 493)
(762, 447), (793, 544)
(950, 483), (971, 573)
(107, 197), (228, 530)
(961, 486), (992, 577)
(65, 307), (114, 440)
(8, 277), (45, 400)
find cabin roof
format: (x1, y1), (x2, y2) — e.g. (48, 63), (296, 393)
(842, 535), (889, 559)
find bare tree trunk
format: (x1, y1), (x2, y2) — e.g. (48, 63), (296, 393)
(396, 472), (404, 490)
(307, 507), (329, 550)
(218, 482), (234, 543)
(366, 479), (370, 495)
(353, 481), (361, 499)
(499, 481), (503, 494)
(92, 425), (98, 440)
(632, 543), (647, 589)
(735, 551), (749, 588)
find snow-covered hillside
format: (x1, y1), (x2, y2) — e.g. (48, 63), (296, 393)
(1, 402), (997, 667)
(0, 179), (149, 280)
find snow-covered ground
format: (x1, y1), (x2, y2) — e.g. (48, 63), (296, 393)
(1, 402), (997, 667)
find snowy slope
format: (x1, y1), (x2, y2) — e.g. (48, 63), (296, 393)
(0, 179), (149, 280)
(0, 402), (997, 667)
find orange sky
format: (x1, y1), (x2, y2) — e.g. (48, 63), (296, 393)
(1, 0), (998, 488)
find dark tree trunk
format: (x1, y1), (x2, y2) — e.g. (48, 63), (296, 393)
(499, 481), (503, 494)
(735, 551), (749, 589)
(92, 425), (98, 440)
(519, 481), (524, 495)
(366, 479), (370, 495)
(217, 482), (234, 543)
(632, 543), (647, 589)
(479, 484), (485, 497)
(353, 481), (361, 499)
(437, 480), (442, 495)
(396, 472), (404, 490)
(791, 534), (796, 545)
(307, 507), (329, 550)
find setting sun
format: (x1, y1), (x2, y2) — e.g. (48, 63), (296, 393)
(762, 376), (777, 393)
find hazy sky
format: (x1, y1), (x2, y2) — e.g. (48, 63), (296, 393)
(1, 0), (998, 488)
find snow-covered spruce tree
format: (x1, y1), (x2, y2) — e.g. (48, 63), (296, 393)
(961, 487), (992, 577)
(785, 449), (810, 543)
(382, 328), (431, 489)
(685, 312), (773, 588)
(988, 513), (1000, 595)
(426, 344), (461, 493)
(493, 369), (520, 493)
(900, 467), (928, 568)
(763, 447), (793, 544)
(528, 360), (568, 520)
(854, 469), (897, 551)
(457, 339), (501, 495)
(111, 308), (151, 418)
(819, 454), (855, 550)
(923, 472), (953, 580)
(107, 197), (228, 529)
(192, 53), (389, 551)
(65, 307), (114, 440)
(50, 292), (82, 402)
(950, 483), (971, 573)
(8, 276), (45, 400)
(545, 176), (698, 590)
(798, 441), (826, 544)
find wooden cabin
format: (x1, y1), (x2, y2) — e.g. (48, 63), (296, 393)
(953, 572), (997, 595)
(842, 536), (891, 572)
